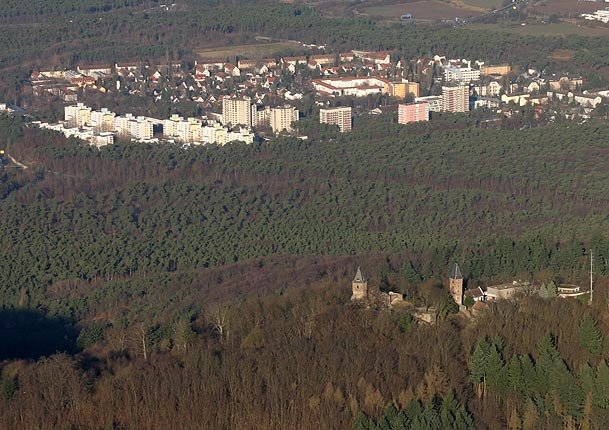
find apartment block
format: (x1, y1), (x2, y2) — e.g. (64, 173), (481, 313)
(442, 86), (469, 113)
(90, 108), (116, 132)
(270, 106), (299, 133)
(391, 81), (420, 99)
(320, 106), (352, 132)
(65, 103), (91, 128)
(480, 64), (511, 76)
(415, 96), (443, 112)
(163, 115), (202, 143)
(222, 96), (253, 127)
(115, 114), (153, 141)
(398, 102), (429, 124)
(443, 66), (480, 84)
(313, 77), (391, 97)
(253, 106), (271, 128)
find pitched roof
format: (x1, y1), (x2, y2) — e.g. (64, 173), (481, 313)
(451, 263), (463, 280)
(353, 267), (365, 283)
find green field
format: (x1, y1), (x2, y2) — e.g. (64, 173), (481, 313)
(359, 1), (479, 20)
(468, 21), (609, 37)
(459, 0), (504, 10)
(195, 41), (301, 60)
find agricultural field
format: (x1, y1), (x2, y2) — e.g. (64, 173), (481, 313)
(468, 21), (609, 36)
(195, 41), (302, 60)
(358, 1), (480, 20)
(529, 0), (603, 17)
(458, 0), (505, 11)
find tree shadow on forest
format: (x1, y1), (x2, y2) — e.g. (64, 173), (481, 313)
(0, 308), (78, 360)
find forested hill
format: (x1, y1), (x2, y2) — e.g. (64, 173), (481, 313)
(2, 113), (609, 313)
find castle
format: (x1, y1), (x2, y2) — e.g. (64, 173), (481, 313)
(351, 267), (368, 300)
(350, 267), (403, 307)
(449, 263), (464, 305)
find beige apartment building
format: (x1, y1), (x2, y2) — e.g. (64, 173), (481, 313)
(90, 108), (116, 132)
(222, 96), (253, 127)
(270, 106), (299, 133)
(65, 103), (91, 128)
(442, 85), (469, 113)
(115, 114), (153, 141)
(319, 106), (352, 132)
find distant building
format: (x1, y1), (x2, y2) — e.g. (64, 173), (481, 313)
(442, 86), (469, 113)
(449, 263), (464, 306)
(486, 281), (530, 301)
(226, 128), (254, 144)
(391, 81), (420, 99)
(65, 103), (91, 128)
(415, 95), (443, 112)
(351, 267), (368, 300)
(352, 50), (392, 65)
(350, 267), (403, 307)
(398, 102), (429, 124)
(480, 64), (511, 76)
(270, 106), (299, 133)
(320, 106), (352, 132)
(222, 96), (253, 128)
(90, 108), (116, 132)
(201, 123), (228, 145)
(501, 92), (530, 107)
(443, 66), (480, 84)
(312, 77), (391, 98)
(115, 114), (153, 141)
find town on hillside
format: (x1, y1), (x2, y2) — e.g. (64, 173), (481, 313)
(3, 47), (608, 148)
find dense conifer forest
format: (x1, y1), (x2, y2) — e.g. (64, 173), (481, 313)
(3, 111), (609, 428)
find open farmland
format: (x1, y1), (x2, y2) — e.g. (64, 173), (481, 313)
(529, 0), (603, 17)
(195, 41), (302, 60)
(458, 0), (504, 11)
(468, 21), (609, 36)
(359, 1), (480, 20)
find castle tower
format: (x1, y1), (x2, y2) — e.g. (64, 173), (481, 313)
(449, 263), (464, 305)
(351, 267), (368, 300)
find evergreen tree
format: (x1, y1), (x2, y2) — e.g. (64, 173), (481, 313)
(535, 334), (560, 394)
(485, 343), (505, 391)
(578, 313), (602, 356)
(539, 281), (558, 299)
(519, 355), (536, 397)
(594, 360), (609, 409)
(399, 312), (414, 333)
(400, 260), (420, 283)
(577, 363), (596, 397)
(507, 355), (524, 393)
(353, 411), (376, 430)
(470, 338), (490, 386)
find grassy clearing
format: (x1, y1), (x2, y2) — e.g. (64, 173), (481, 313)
(195, 42), (301, 60)
(458, 0), (504, 11)
(360, 1), (479, 20)
(468, 21), (609, 37)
